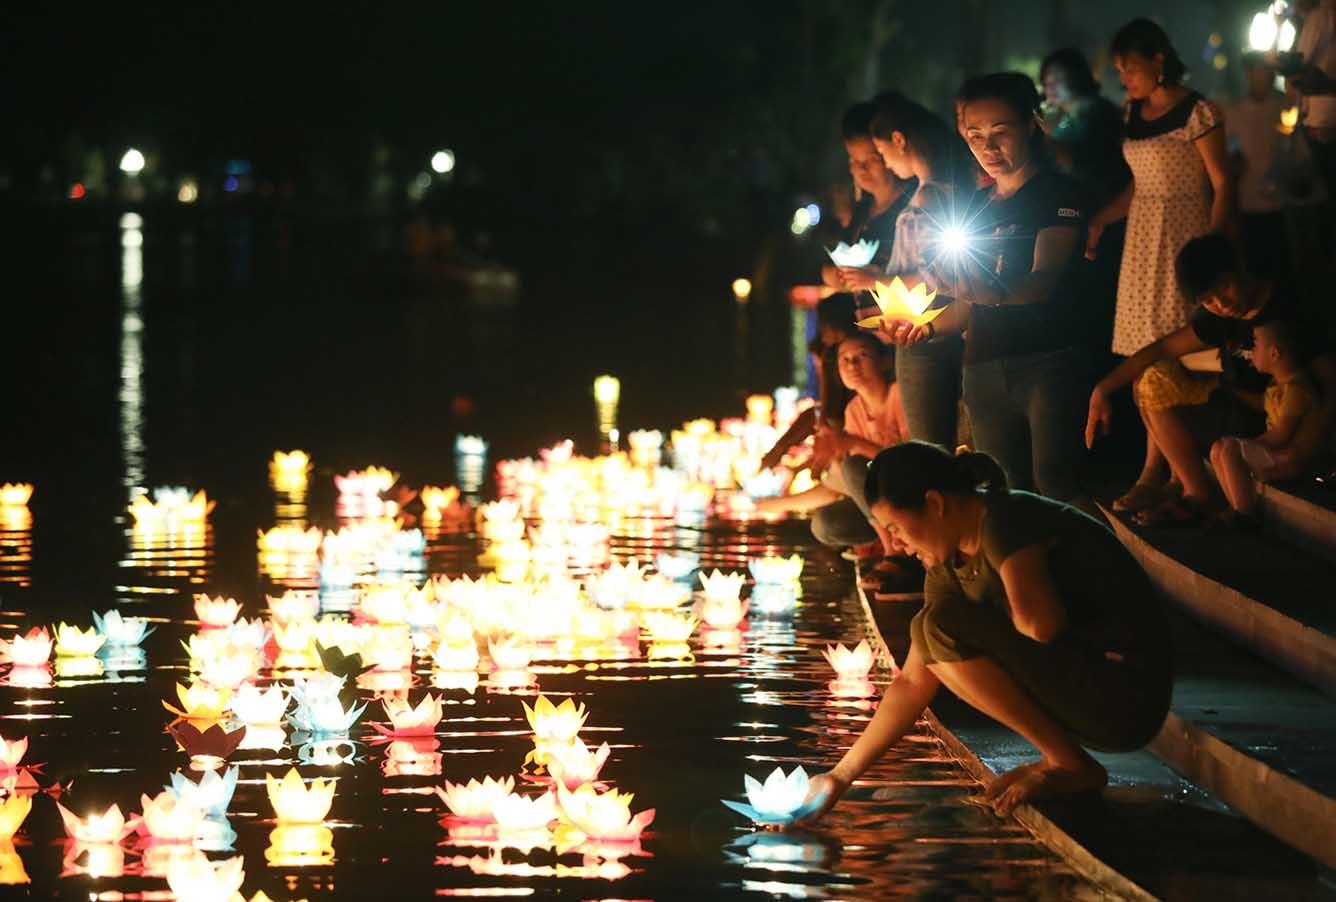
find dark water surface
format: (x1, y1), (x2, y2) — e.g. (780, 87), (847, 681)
(0, 214), (1099, 898)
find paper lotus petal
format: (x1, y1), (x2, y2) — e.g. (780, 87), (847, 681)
(138, 790), (204, 843)
(0, 628), (52, 667)
(721, 766), (815, 825)
(0, 796), (30, 840)
(91, 610), (154, 646)
(748, 554), (804, 585)
(522, 695), (588, 744)
(266, 591), (321, 625)
(266, 768), (335, 824)
(654, 551), (699, 581)
(271, 449), (311, 475)
(557, 783), (655, 841)
(436, 775), (515, 822)
(0, 484), (33, 508)
(229, 684), (290, 725)
(640, 610), (697, 643)
(193, 595), (241, 628)
(432, 641), (480, 672)
(822, 640), (874, 679)
(698, 569), (746, 602)
(291, 697), (366, 735)
(699, 595), (747, 628)
(57, 801), (140, 843)
(487, 637), (531, 671)
(866, 276), (946, 327)
(546, 738), (611, 791)
(167, 767), (239, 818)
(0, 737), (26, 770)
(163, 682), (232, 722)
(168, 722), (247, 764)
(374, 693), (443, 737)
(492, 791), (559, 831)
(826, 238), (880, 267)
(289, 672), (346, 707)
(335, 466), (397, 497)
(166, 851), (245, 902)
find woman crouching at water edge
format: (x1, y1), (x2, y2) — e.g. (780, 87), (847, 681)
(797, 442), (1172, 821)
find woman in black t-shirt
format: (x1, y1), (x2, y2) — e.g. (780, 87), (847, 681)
(887, 74), (1091, 504)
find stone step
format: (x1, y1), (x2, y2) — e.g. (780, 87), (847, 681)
(1258, 478), (1336, 565)
(1101, 504), (1336, 698)
(857, 568), (1336, 897)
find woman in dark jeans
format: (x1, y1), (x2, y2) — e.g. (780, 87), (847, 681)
(888, 74), (1091, 504)
(862, 93), (977, 450)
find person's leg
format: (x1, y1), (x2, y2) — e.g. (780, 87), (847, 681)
(895, 338), (963, 449)
(1144, 406), (1216, 505)
(1021, 349), (1088, 504)
(809, 499), (877, 548)
(963, 359), (1035, 493)
(839, 455), (896, 557)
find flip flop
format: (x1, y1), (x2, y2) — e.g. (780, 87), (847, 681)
(1111, 481), (1166, 513)
(1132, 497), (1210, 528)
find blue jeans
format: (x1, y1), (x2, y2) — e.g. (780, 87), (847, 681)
(962, 347), (1087, 502)
(810, 455), (878, 547)
(895, 337), (964, 449)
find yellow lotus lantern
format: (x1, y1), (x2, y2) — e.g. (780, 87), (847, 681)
(193, 595), (241, 628)
(0, 737), (26, 771)
(271, 449), (311, 480)
(273, 620), (317, 654)
(265, 824), (335, 867)
(698, 569), (746, 602)
(432, 640), (480, 672)
(166, 852), (245, 902)
(421, 485), (460, 517)
(0, 485), (32, 508)
(138, 790), (204, 843)
(53, 622), (106, 657)
(0, 840), (25, 886)
(258, 525), (322, 556)
(862, 276), (945, 329)
(265, 768), (335, 824)
(57, 802), (139, 843)
(487, 637), (532, 671)
(746, 394), (774, 425)
(230, 684), (290, 725)
(1280, 105), (1300, 136)
(163, 681), (232, 723)
(198, 647), (259, 690)
(556, 783), (655, 841)
(522, 695), (588, 744)
(700, 595), (747, 628)
(267, 590), (320, 625)
(0, 796), (31, 841)
(641, 611), (697, 643)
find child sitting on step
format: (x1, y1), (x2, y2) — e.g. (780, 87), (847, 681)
(1210, 318), (1322, 525)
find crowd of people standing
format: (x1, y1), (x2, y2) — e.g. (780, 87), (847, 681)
(760, 12), (1336, 823)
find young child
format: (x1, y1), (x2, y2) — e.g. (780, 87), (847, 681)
(1210, 318), (1321, 524)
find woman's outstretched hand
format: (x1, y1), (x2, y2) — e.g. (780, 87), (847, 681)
(837, 265), (882, 292)
(786, 771), (848, 829)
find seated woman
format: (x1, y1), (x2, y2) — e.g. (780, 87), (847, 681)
(757, 334), (911, 597)
(797, 442), (1172, 822)
(1087, 233), (1336, 524)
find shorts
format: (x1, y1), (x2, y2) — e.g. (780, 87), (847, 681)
(1133, 359), (1217, 413)
(1176, 388), (1267, 452)
(1228, 436), (1278, 474)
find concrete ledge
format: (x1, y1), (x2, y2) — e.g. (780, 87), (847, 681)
(1258, 481), (1336, 565)
(1102, 505), (1336, 698)
(1149, 711), (1336, 869)
(853, 574), (1158, 902)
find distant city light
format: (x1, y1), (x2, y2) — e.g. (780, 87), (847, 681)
(430, 150), (456, 174)
(68, 183), (86, 200)
(593, 375), (621, 405)
(732, 278), (753, 303)
(177, 179), (199, 203)
(223, 176), (239, 193)
(790, 203), (821, 236)
(119, 148), (146, 175)
(119, 213), (143, 229)
(1249, 13), (1279, 51)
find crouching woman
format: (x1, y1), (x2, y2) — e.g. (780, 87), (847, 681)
(798, 442), (1172, 820)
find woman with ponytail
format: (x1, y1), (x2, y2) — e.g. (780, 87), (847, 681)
(795, 442), (1172, 822)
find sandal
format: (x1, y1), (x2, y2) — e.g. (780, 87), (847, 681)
(1111, 481), (1167, 513)
(1132, 497), (1213, 528)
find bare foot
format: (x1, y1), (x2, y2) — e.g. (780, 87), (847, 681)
(987, 758), (1107, 816)
(983, 762), (1041, 806)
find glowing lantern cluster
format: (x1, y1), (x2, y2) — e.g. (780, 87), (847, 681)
(129, 488), (215, 528)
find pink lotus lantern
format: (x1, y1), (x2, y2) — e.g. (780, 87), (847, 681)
(193, 595), (241, 628)
(0, 737), (26, 771)
(0, 628), (52, 667)
(372, 693), (443, 737)
(492, 791), (559, 832)
(546, 738), (611, 791)
(822, 640), (874, 679)
(436, 775), (515, 822)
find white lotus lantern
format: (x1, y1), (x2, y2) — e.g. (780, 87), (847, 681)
(265, 768), (335, 824)
(822, 640), (874, 679)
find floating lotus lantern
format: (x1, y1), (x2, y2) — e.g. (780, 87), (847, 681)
(493, 791), (560, 832)
(258, 525), (322, 556)
(698, 569), (746, 602)
(587, 559), (646, 610)
(721, 765), (815, 826)
(0, 796), (30, 841)
(193, 595), (241, 628)
(434, 669), (481, 694)
(433, 639), (480, 672)
(421, 485), (461, 517)
(826, 238), (880, 268)
(57, 802), (139, 843)
(163, 682), (231, 723)
(654, 551), (699, 581)
(225, 618), (269, 650)
(750, 584), (800, 615)
(640, 610), (698, 643)
(91, 610), (154, 646)
(0, 737), (26, 772)
(546, 738), (611, 791)
(0, 485), (33, 508)
(138, 790), (204, 843)
(290, 696), (366, 735)
(270, 449), (311, 486)
(361, 626), (414, 671)
(0, 628), (51, 667)
(557, 784), (655, 841)
(129, 488), (214, 526)
(165, 851), (245, 902)
(523, 695), (588, 745)
(436, 775), (515, 822)
(169, 722), (247, 768)
(265, 824), (335, 867)
(290, 672), (346, 708)
(700, 594), (747, 628)
(862, 276), (946, 330)
(487, 637), (532, 671)
(373, 693), (443, 738)
(456, 434), (488, 456)
(630, 575), (690, 611)
(52, 622), (106, 657)
(334, 466), (397, 497)
(229, 684), (290, 725)
(198, 647), (259, 690)
(822, 640), (874, 679)
(267, 590), (320, 625)
(749, 554), (804, 585)
(273, 620), (317, 654)
(266, 768), (335, 824)
(167, 767), (239, 818)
